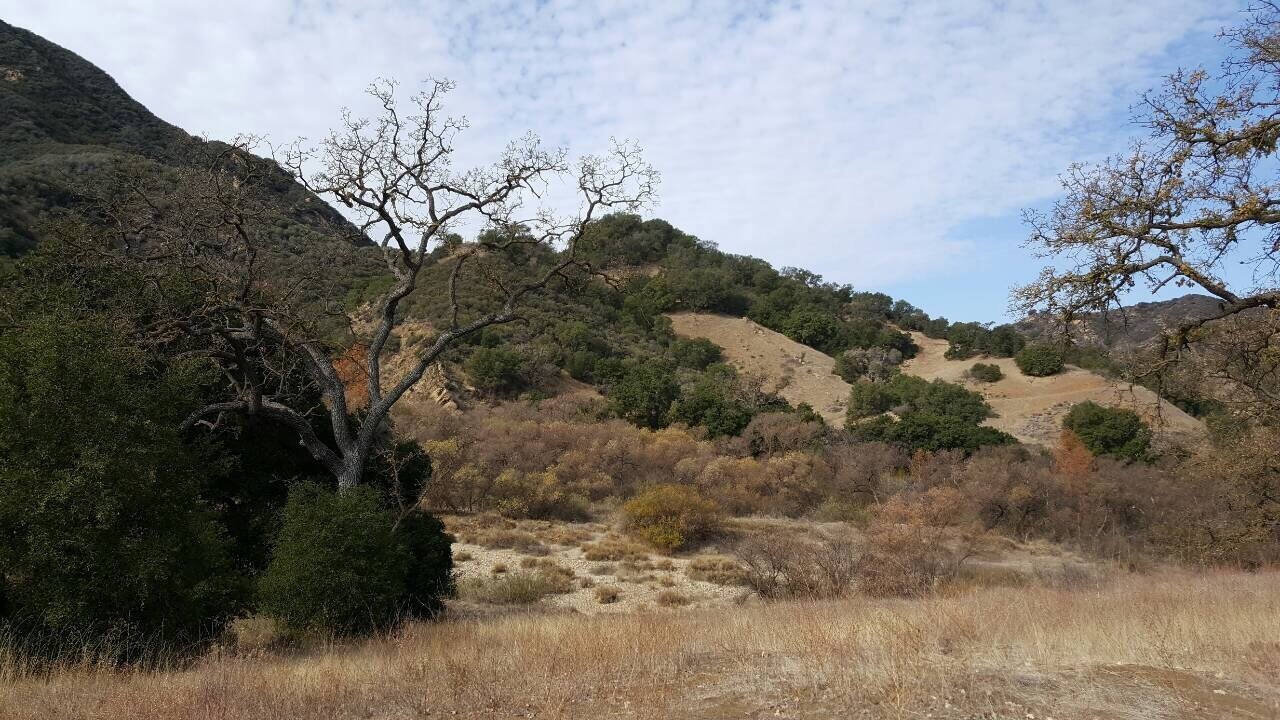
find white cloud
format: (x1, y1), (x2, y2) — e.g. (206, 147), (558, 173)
(2, 0), (1239, 293)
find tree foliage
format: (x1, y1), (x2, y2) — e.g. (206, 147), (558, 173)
(1015, 5), (1280, 422)
(1015, 344), (1065, 377)
(1062, 401), (1152, 462)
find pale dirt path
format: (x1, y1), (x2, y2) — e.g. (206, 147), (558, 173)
(667, 312), (851, 425)
(901, 332), (1206, 447)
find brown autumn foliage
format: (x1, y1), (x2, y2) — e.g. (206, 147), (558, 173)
(396, 390), (1278, 570)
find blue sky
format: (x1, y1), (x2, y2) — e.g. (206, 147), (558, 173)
(1, 1), (1247, 322)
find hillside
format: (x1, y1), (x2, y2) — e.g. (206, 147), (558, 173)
(1015, 294), (1225, 350)
(667, 312), (1205, 446)
(902, 332), (1205, 446)
(667, 312), (851, 424)
(0, 20), (378, 326)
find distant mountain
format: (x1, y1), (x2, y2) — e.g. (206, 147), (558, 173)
(1015, 294), (1227, 350)
(0, 20), (378, 329)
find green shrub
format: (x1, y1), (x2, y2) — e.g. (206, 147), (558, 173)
(621, 484), (723, 552)
(466, 346), (528, 396)
(395, 511), (455, 618)
(1062, 401), (1151, 461)
(1015, 344), (1065, 377)
(670, 337), (722, 369)
(779, 306), (843, 353)
(257, 484), (409, 635)
(912, 380), (993, 424)
(564, 349), (601, 382)
(669, 365), (754, 437)
(850, 412), (1015, 453)
(846, 381), (895, 422)
(608, 362), (680, 429)
(0, 313), (239, 649)
(969, 362), (1003, 382)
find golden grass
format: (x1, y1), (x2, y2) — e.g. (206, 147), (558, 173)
(3, 569), (1278, 719)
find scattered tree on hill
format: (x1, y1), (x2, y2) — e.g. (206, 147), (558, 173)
(968, 362), (1003, 383)
(1015, 5), (1280, 423)
(1015, 344), (1065, 376)
(1062, 401), (1152, 462)
(91, 79), (657, 491)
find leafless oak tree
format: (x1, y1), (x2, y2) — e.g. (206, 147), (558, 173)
(100, 79), (657, 490)
(1014, 4), (1280, 420)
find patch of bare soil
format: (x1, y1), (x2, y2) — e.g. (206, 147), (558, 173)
(444, 515), (750, 615)
(901, 332), (1206, 447)
(667, 312), (851, 425)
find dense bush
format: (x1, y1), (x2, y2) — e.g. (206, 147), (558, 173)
(852, 412), (1015, 453)
(779, 306), (844, 354)
(395, 511), (455, 618)
(846, 375), (1012, 452)
(0, 313), (240, 648)
(1015, 344), (1065, 376)
(846, 381), (895, 420)
(466, 346), (529, 396)
(608, 362), (680, 429)
(669, 364), (755, 438)
(945, 323), (1026, 360)
(670, 337), (722, 369)
(968, 362), (1003, 382)
(1062, 401), (1151, 462)
(621, 484), (723, 552)
(257, 484), (410, 635)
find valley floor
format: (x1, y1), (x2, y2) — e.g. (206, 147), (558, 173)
(5, 570), (1278, 719)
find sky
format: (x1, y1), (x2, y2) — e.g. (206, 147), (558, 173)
(1, 0), (1248, 322)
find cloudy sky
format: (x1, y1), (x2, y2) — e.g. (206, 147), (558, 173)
(2, 1), (1244, 321)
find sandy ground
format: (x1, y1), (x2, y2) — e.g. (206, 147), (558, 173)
(444, 516), (750, 615)
(667, 312), (851, 424)
(901, 332), (1205, 447)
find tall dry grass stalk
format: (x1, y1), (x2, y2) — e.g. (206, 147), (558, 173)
(3, 569), (1278, 718)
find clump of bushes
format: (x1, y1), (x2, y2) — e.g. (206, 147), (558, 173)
(1015, 344), (1065, 377)
(835, 347), (903, 383)
(257, 484), (407, 635)
(968, 362), (1003, 383)
(736, 533), (859, 599)
(670, 337), (722, 369)
(1063, 401), (1151, 462)
(621, 484), (724, 552)
(466, 346), (529, 396)
(845, 375), (1015, 453)
(256, 484), (453, 635)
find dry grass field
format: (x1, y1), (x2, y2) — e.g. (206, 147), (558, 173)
(4, 569), (1277, 719)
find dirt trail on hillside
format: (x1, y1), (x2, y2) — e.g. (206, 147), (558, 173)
(667, 313), (851, 424)
(902, 332), (1205, 447)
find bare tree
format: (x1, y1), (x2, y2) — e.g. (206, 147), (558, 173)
(99, 79), (657, 490)
(1014, 4), (1280, 420)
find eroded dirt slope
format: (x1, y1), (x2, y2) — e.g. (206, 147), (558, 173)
(667, 312), (851, 424)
